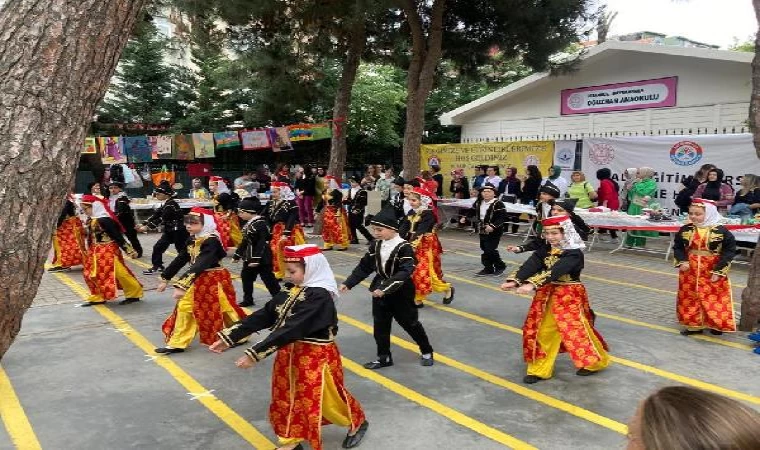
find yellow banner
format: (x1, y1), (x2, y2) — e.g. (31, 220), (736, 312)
(419, 141), (555, 196)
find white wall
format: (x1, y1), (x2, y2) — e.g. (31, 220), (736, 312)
(458, 51), (750, 141)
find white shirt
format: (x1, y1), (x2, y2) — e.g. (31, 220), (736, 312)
(350, 187), (360, 200)
(403, 198), (413, 215)
(480, 198), (495, 220)
(380, 235), (405, 266)
(541, 176), (569, 198)
(484, 176), (502, 188)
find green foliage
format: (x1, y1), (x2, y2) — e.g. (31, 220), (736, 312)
(349, 64), (406, 148)
(97, 20), (177, 124)
(730, 37), (755, 53)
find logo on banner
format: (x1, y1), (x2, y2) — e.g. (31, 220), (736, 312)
(556, 148), (574, 166)
(523, 154), (540, 168)
(589, 143), (615, 165)
(427, 155), (441, 167)
(669, 141), (703, 166)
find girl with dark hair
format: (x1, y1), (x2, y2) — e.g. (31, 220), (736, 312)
(675, 163), (715, 213)
(519, 165), (542, 204)
(294, 165), (316, 228)
(596, 168), (620, 241)
(693, 168), (735, 213)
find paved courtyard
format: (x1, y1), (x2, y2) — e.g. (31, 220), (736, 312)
(1, 230), (758, 450)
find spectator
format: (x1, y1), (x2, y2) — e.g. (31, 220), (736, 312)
(314, 166), (327, 200)
(519, 165), (542, 205)
(233, 171), (254, 194)
(360, 169), (377, 191)
(626, 386), (760, 450)
(274, 164), (291, 183)
(472, 165), (487, 189)
(294, 165), (316, 228)
(567, 171), (597, 209)
(693, 168), (735, 213)
(730, 173), (760, 219)
(375, 167), (394, 208)
(626, 167), (658, 247)
(595, 168), (620, 242)
(484, 166), (502, 188)
(449, 169), (470, 199)
(675, 163), (715, 214)
(620, 167), (638, 212)
(541, 165), (569, 198)
(499, 167), (522, 234)
(420, 170), (438, 194)
(430, 165), (444, 197)
(189, 178), (211, 199)
(253, 167), (271, 193)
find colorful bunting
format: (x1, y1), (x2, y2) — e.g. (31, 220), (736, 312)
(287, 123), (332, 142)
(98, 136), (127, 164)
(173, 134), (195, 161)
(83, 137), (98, 154)
(150, 135), (173, 159)
(272, 127), (293, 152)
(240, 129), (271, 150)
(213, 131), (241, 149)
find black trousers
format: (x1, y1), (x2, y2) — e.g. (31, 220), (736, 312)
(240, 263), (281, 302)
(479, 231), (506, 272)
(151, 229), (189, 268)
(123, 226), (143, 256)
(372, 282), (433, 358)
(349, 212), (374, 243)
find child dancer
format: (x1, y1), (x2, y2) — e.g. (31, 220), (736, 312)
(79, 195), (143, 306)
(319, 178), (351, 251)
(211, 244), (369, 450)
(156, 207), (247, 354)
(501, 215), (609, 384)
(400, 187), (454, 306)
(345, 176), (374, 245)
(138, 181), (188, 275)
(108, 181), (143, 258)
(234, 197), (281, 307)
(340, 207), (435, 369)
(49, 193), (86, 272)
(674, 198), (737, 336)
(462, 184), (507, 276)
(210, 176), (242, 248)
(508, 197), (590, 254)
(263, 182), (306, 279)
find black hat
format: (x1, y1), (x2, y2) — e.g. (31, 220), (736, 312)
(553, 197), (578, 213)
(108, 181), (125, 189)
(539, 181), (560, 198)
(349, 175), (361, 184)
(154, 180), (176, 197)
(404, 179), (420, 188)
(478, 183), (498, 192)
(238, 197), (262, 214)
(216, 192), (235, 210)
(369, 207), (400, 231)
(393, 176), (405, 186)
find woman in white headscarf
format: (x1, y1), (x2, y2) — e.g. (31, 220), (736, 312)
(262, 181), (306, 279)
(502, 215), (608, 385)
(78, 194), (143, 307)
(211, 244), (369, 450)
(155, 207), (248, 354)
(620, 167), (638, 211)
(673, 198), (737, 336)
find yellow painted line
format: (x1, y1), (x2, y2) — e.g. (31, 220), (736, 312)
(53, 272), (275, 449)
(0, 366), (42, 450)
(338, 313), (628, 435)
(440, 235), (748, 288)
(341, 358), (536, 449)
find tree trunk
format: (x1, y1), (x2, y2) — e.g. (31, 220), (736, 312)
(400, 0), (446, 178)
(327, 10), (366, 182)
(0, 0), (146, 360)
(740, 2), (760, 331)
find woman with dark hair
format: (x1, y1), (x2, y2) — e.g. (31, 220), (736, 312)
(596, 168), (620, 241)
(274, 164), (292, 184)
(693, 168), (735, 213)
(294, 165), (316, 228)
(449, 169), (470, 199)
(675, 163), (715, 213)
(499, 167), (522, 233)
(519, 165), (542, 205)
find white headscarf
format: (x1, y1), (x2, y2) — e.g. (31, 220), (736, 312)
(90, 200), (112, 219)
(623, 168), (638, 190)
(211, 179), (230, 195)
(193, 209), (219, 239)
(325, 176), (340, 190)
(288, 244), (340, 299)
(555, 216), (586, 250)
(691, 198), (722, 228)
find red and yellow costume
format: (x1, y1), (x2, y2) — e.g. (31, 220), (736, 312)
(160, 208), (247, 349)
(210, 176), (242, 248)
(506, 215), (609, 381)
(51, 197), (85, 269)
(400, 188), (452, 305)
(217, 245), (367, 450)
(673, 198), (737, 333)
(319, 186), (351, 250)
(80, 195), (143, 304)
(263, 182), (306, 278)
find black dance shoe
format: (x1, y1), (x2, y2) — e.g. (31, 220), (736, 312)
(492, 267), (506, 276)
(79, 301), (106, 307)
(576, 368), (598, 376)
(709, 329), (723, 335)
(119, 298), (140, 305)
(363, 358), (393, 370)
(238, 300), (255, 307)
(342, 420), (369, 448)
(475, 269), (493, 276)
(442, 286), (455, 304)
(155, 347), (185, 354)
(420, 355), (434, 367)
(523, 375), (544, 384)
(680, 329), (704, 336)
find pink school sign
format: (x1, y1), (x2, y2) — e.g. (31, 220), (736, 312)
(561, 76), (678, 115)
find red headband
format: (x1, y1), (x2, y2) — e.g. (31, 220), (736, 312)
(691, 198), (716, 207)
(541, 215), (568, 228)
(283, 245), (321, 262)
